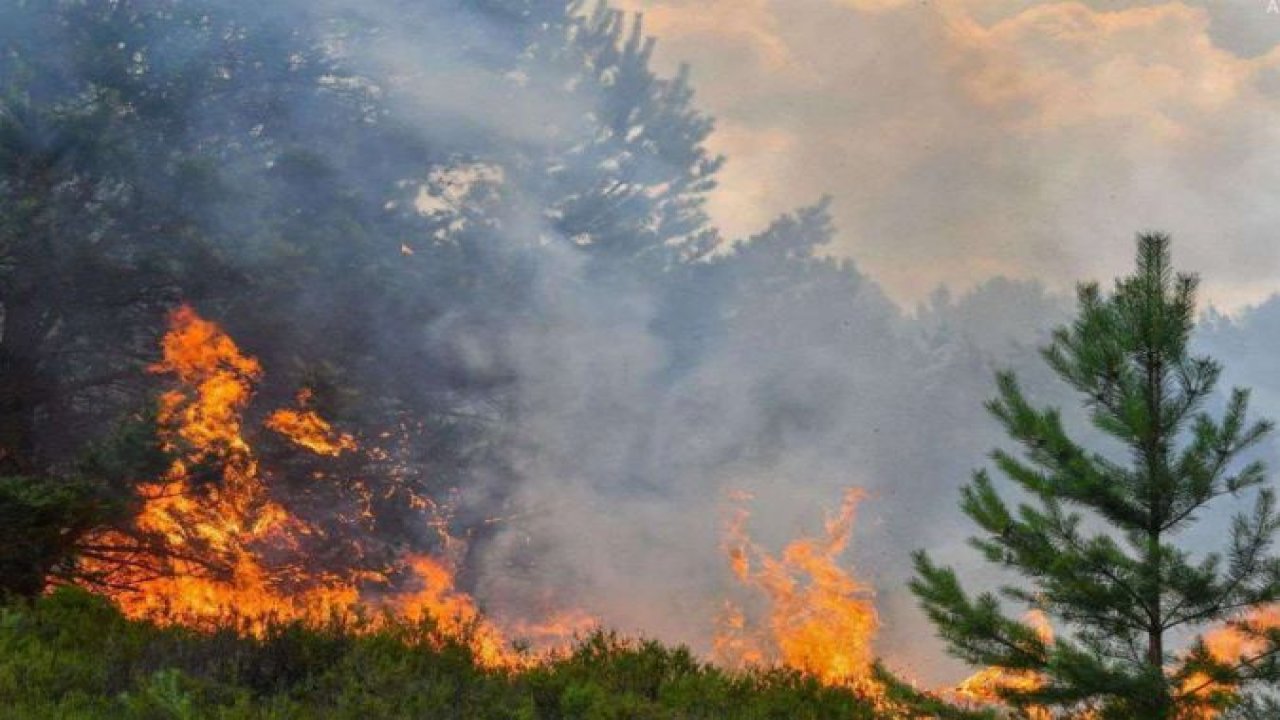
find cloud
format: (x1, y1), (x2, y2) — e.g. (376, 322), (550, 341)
(614, 0), (1280, 310)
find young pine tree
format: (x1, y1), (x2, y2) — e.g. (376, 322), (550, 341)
(910, 235), (1280, 719)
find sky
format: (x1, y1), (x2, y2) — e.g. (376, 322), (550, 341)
(612, 0), (1280, 311)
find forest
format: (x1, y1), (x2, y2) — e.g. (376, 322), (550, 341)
(7, 1), (1280, 718)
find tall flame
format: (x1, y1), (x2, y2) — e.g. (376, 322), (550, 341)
(76, 305), (576, 669)
(81, 305), (347, 622)
(714, 488), (880, 691)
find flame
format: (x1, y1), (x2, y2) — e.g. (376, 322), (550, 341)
(953, 610), (1054, 719)
(74, 305), (578, 670)
(952, 605), (1280, 719)
(1178, 605), (1280, 718)
(1204, 608), (1280, 660)
(388, 553), (522, 668)
(80, 305), (340, 622)
(715, 488), (880, 692)
(266, 389), (357, 456)
(506, 609), (599, 649)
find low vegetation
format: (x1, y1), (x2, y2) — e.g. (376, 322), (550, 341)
(0, 588), (881, 720)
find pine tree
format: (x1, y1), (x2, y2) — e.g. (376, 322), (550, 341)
(910, 235), (1280, 718)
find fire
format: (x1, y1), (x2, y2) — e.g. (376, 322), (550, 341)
(715, 488), (880, 691)
(87, 305), (1247, 712)
(506, 609), (600, 649)
(953, 610), (1054, 719)
(950, 605), (1280, 718)
(1177, 605), (1280, 717)
(388, 554), (521, 668)
(80, 305), (339, 622)
(1200, 607), (1280, 662)
(266, 389), (357, 456)
(74, 305), (575, 669)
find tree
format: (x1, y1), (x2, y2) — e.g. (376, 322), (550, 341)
(532, 1), (723, 271)
(0, 0), (376, 591)
(0, 0), (729, 591)
(910, 235), (1280, 718)
(0, 410), (168, 597)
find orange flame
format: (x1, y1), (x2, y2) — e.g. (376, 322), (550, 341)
(715, 488), (880, 691)
(1178, 605), (1280, 718)
(81, 305), (341, 622)
(266, 389), (357, 456)
(388, 554), (523, 668)
(75, 305), (579, 669)
(953, 606), (1280, 719)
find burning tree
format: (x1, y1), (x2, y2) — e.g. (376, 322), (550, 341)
(910, 235), (1280, 718)
(60, 304), (588, 668)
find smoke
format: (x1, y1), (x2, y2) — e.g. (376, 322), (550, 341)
(613, 0), (1280, 311)
(467, 203), (1078, 680)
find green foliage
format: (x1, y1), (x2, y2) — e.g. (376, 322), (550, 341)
(0, 588), (883, 719)
(909, 235), (1280, 718)
(0, 408), (173, 596)
(0, 474), (112, 597)
(521, 631), (880, 719)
